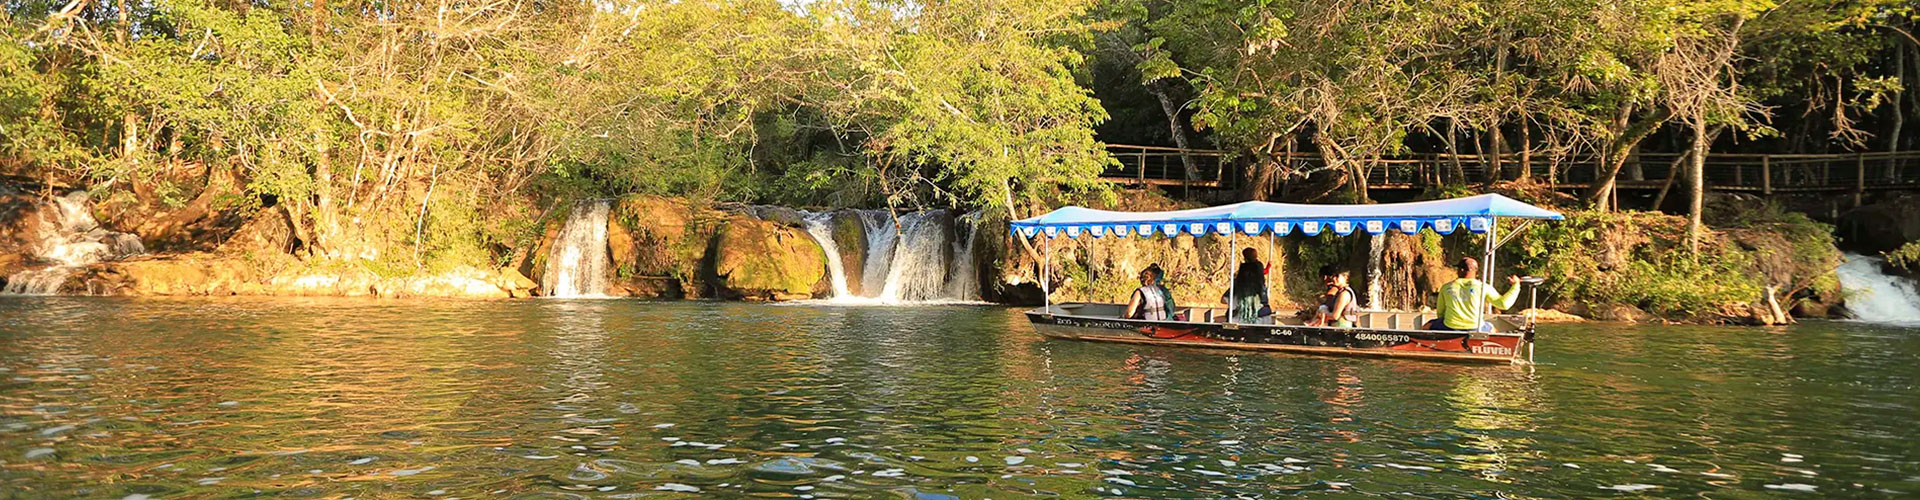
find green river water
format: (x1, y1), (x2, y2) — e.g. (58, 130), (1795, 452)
(1, 297), (1916, 499)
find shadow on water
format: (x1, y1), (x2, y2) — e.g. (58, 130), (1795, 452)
(0, 296), (1916, 498)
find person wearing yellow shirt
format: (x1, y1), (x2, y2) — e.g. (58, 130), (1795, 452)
(1424, 257), (1520, 332)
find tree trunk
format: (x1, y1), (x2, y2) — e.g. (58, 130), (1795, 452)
(1583, 106), (1672, 206)
(312, 129), (333, 256)
(1687, 118), (1708, 254)
(118, 0), (137, 167)
(1518, 119), (1532, 180)
(1245, 133), (1289, 201)
(1624, 143), (1644, 181)
(1650, 124), (1719, 208)
(1487, 32), (1511, 182)
(1445, 118), (1465, 183)
(1314, 132), (1368, 203)
(1890, 44), (1905, 181)
(1146, 80), (1198, 181)
(1486, 125), (1503, 183)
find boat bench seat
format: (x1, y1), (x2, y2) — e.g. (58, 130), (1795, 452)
(1356, 311), (1433, 330)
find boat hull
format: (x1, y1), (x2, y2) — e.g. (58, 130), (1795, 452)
(1027, 309), (1531, 364)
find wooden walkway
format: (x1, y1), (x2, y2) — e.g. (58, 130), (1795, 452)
(1103, 144), (1920, 199)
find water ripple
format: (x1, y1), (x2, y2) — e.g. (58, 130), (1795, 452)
(0, 297), (1915, 498)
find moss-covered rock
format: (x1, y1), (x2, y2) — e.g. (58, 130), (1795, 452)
(829, 211), (868, 295)
(711, 215), (825, 300)
(605, 195), (726, 298)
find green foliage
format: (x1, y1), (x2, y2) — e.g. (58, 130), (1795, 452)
(1887, 242), (1920, 272)
(1512, 210), (1762, 319)
(2, 0), (1115, 275)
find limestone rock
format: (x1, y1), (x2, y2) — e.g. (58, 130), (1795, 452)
(0, 192), (49, 259)
(1839, 193), (1920, 252)
(750, 205), (808, 227)
(53, 253), (524, 299)
(218, 210), (293, 255)
(499, 267), (538, 298)
(604, 195), (724, 298)
(67, 253), (263, 296)
(1518, 308), (1586, 323)
(711, 215), (825, 300)
(0, 253), (24, 282)
(828, 211), (868, 295)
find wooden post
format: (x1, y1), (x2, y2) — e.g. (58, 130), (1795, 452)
(1856, 151), (1866, 207)
(1734, 160), (1743, 186)
(1137, 150), (1147, 186)
(1762, 155), (1772, 195)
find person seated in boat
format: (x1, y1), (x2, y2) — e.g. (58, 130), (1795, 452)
(1150, 264), (1188, 320)
(1125, 266), (1176, 320)
(1425, 257), (1521, 332)
(1228, 248), (1269, 323)
(1306, 264), (1357, 327)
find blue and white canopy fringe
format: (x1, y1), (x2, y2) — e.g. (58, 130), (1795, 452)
(1011, 194), (1563, 239)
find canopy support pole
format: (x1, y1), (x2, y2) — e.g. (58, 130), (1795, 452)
(1043, 234), (1052, 313)
(1267, 231), (1276, 303)
(1479, 217), (1499, 329)
(1228, 228), (1238, 326)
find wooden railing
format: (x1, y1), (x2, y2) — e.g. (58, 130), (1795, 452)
(1102, 144), (1920, 197)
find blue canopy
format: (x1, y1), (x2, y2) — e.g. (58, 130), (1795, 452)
(1010, 194), (1563, 239)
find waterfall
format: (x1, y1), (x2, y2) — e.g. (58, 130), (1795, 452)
(858, 210), (897, 297)
(541, 200), (612, 298)
(877, 211), (954, 302)
(1835, 253), (1920, 324)
(945, 212), (981, 301)
(800, 211), (853, 298)
(2, 191), (146, 295)
(789, 208), (980, 304)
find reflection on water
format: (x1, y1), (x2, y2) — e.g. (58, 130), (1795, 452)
(1, 297), (1917, 498)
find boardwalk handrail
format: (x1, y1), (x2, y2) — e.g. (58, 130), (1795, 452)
(1101, 144), (1920, 197)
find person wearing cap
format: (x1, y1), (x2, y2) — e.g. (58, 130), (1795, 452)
(1425, 257), (1521, 332)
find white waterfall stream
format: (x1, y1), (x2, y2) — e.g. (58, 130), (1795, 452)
(858, 210), (897, 297)
(1835, 252), (1920, 324)
(540, 200), (612, 298)
(796, 208), (981, 304)
(2, 191), (145, 295)
(801, 211), (854, 298)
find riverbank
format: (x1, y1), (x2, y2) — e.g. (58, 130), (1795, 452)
(2, 184), (1912, 325)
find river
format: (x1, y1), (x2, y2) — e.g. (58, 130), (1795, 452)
(2, 298), (1916, 498)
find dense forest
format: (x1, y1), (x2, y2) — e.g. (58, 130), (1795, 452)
(2, 0), (1916, 274)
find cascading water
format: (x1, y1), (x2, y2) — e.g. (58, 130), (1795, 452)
(858, 211), (897, 297)
(877, 211), (954, 302)
(1835, 252), (1920, 324)
(945, 212), (981, 301)
(800, 211), (853, 298)
(2, 191), (145, 295)
(791, 208), (981, 303)
(541, 200), (612, 298)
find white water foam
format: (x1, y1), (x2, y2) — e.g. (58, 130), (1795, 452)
(877, 212), (953, 302)
(1834, 252), (1920, 324)
(790, 208), (983, 305)
(800, 211), (853, 298)
(858, 210), (897, 297)
(540, 200), (612, 298)
(3, 191), (145, 295)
